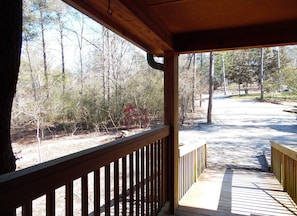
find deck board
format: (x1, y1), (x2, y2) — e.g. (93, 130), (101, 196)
(175, 168), (297, 216)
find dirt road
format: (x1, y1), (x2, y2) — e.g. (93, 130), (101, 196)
(179, 95), (297, 170)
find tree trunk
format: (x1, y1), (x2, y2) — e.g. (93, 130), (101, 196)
(57, 12), (66, 94)
(0, 0), (22, 175)
(102, 27), (106, 106)
(276, 46), (281, 92)
(40, 8), (49, 98)
(260, 48), (264, 102)
(199, 53), (203, 107)
(238, 66), (241, 96)
(78, 19), (84, 96)
(36, 117), (42, 163)
(26, 40), (38, 102)
(192, 54), (196, 112)
(207, 52), (214, 124)
(222, 55), (227, 95)
(106, 30), (111, 106)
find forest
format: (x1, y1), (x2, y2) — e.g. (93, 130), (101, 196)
(12, 0), (297, 141)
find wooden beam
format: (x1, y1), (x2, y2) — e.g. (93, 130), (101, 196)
(118, 0), (173, 48)
(164, 51), (179, 213)
(173, 20), (297, 53)
(63, 0), (173, 56)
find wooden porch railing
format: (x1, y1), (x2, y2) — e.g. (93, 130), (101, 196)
(0, 126), (170, 216)
(271, 140), (297, 204)
(178, 140), (207, 200)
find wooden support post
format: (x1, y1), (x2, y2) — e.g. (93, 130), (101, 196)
(164, 51), (179, 214)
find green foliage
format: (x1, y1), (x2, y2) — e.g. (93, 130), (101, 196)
(226, 49), (260, 87)
(283, 67), (297, 92)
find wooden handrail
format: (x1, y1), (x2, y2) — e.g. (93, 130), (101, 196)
(271, 140), (297, 204)
(179, 140), (206, 157)
(0, 125), (170, 215)
(178, 140), (207, 200)
(271, 141), (297, 161)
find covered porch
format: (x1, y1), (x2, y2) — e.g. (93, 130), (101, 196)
(176, 167), (297, 216)
(1, 128), (297, 215)
(1, 0), (297, 215)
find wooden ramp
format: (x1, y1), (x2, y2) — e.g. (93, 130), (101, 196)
(176, 168), (297, 216)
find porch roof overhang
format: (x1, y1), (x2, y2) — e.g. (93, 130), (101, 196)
(63, 0), (297, 56)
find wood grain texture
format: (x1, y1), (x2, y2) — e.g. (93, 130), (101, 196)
(271, 141), (297, 204)
(177, 168), (297, 216)
(0, 126), (169, 215)
(63, 0), (297, 55)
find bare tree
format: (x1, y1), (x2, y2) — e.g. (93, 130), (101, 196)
(25, 41), (38, 102)
(101, 26), (107, 106)
(192, 54), (197, 112)
(72, 14), (86, 96)
(207, 52), (214, 124)
(53, 7), (67, 93)
(23, 2), (40, 102)
(40, 4), (49, 98)
(179, 54), (192, 124)
(106, 30), (111, 105)
(32, 0), (50, 98)
(222, 54), (227, 95)
(260, 48), (265, 101)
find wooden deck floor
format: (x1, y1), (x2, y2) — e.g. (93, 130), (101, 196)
(175, 168), (297, 216)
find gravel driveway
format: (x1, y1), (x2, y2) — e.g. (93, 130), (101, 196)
(179, 95), (297, 171)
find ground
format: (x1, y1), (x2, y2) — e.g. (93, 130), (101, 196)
(12, 129), (145, 170)
(12, 94), (297, 171)
(180, 93), (297, 171)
